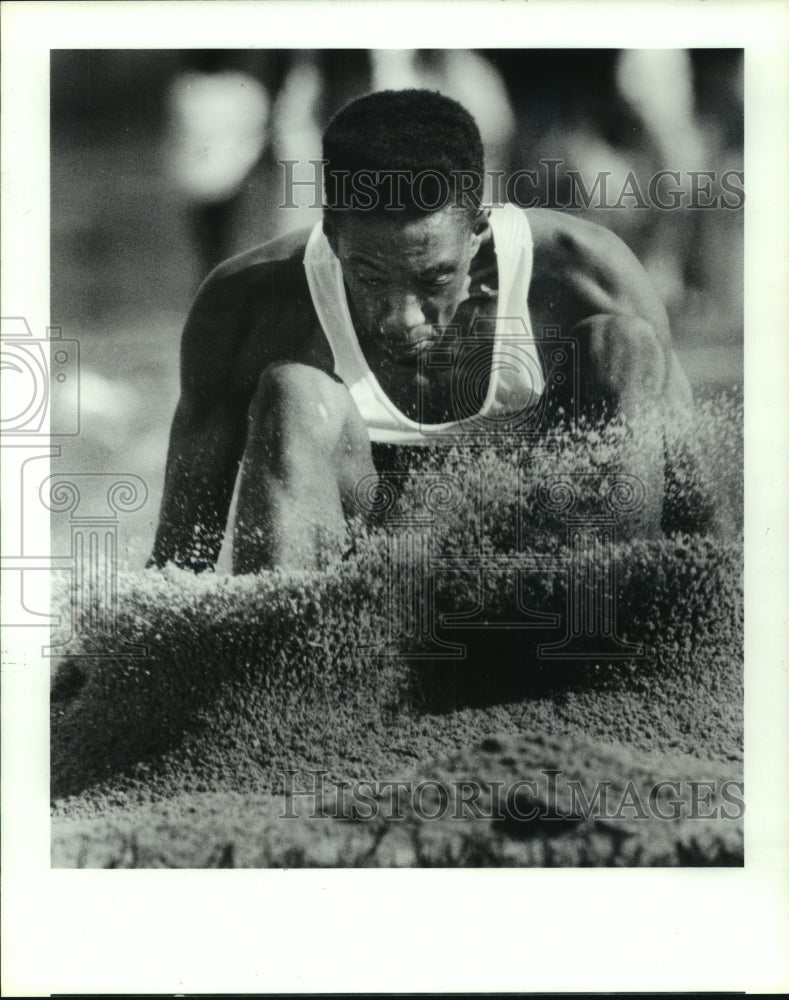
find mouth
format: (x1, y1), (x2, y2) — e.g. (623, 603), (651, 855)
(381, 330), (444, 366)
(384, 343), (435, 367)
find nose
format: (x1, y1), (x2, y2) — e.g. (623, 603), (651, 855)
(381, 293), (427, 339)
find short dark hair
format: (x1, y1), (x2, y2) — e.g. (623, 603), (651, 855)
(322, 89), (485, 218)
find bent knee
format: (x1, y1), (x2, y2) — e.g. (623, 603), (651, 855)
(250, 363), (349, 450)
(579, 315), (667, 411)
(247, 363), (373, 491)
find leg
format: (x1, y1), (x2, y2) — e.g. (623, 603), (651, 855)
(232, 363), (375, 573)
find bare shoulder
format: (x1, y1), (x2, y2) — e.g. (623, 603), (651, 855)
(185, 226), (313, 326)
(524, 207), (670, 339)
(179, 226), (319, 404)
(209, 226), (313, 280)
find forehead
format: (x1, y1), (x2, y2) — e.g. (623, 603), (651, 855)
(334, 207), (472, 264)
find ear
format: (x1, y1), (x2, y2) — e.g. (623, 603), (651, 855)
(469, 207), (491, 258)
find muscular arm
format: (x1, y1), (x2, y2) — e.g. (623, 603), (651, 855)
(528, 207), (693, 414)
(527, 209), (700, 537)
(148, 273), (253, 571)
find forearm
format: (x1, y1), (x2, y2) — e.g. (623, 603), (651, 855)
(148, 404), (245, 571)
(148, 466), (235, 571)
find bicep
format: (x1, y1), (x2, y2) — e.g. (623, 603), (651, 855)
(595, 239), (693, 410)
(178, 271), (246, 403)
(166, 274), (255, 469)
(571, 312), (693, 416)
(574, 224), (691, 406)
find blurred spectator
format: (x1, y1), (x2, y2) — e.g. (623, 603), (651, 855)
(164, 51), (270, 276)
(487, 49), (742, 333)
(158, 48), (742, 341)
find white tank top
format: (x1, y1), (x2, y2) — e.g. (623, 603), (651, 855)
(303, 203), (544, 444)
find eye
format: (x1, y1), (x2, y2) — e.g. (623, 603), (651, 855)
(423, 273), (455, 288)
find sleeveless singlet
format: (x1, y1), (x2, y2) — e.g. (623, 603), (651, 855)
(303, 203), (544, 444)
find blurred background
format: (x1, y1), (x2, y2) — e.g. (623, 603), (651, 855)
(50, 48), (744, 565)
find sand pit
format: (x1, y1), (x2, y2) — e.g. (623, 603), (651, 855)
(52, 734), (743, 868)
(51, 393), (743, 866)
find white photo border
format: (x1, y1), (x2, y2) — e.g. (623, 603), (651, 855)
(2, 0), (788, 994)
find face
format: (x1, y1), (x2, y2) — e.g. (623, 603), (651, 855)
(326, 206), (488, 368)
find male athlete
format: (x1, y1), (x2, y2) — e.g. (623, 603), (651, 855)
(149, 89), (694, 575)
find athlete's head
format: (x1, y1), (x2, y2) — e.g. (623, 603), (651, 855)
(322, 88), (485, 217)
(321, 89), (490, 365)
